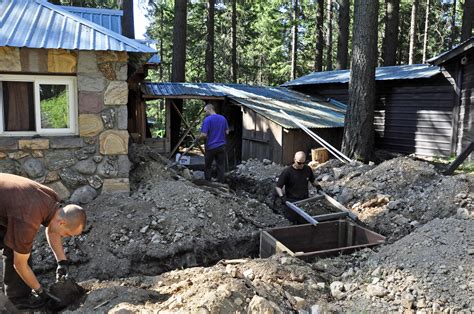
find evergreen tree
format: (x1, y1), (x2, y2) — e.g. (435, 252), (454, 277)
(342, 0), (379, 162)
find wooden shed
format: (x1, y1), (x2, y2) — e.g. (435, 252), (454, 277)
(139, 83), (345, 165)
(282, 64), (459, 158)
(428, 36), (474, 160)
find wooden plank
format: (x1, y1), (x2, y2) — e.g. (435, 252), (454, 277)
(242, 136), (270, 143)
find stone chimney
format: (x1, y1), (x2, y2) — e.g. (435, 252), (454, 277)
(121, 0), (135, 39)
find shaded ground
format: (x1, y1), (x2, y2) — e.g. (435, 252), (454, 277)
(1, 146), (472, 312)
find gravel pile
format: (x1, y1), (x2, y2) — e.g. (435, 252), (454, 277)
(1, 147), (471, 312)
(324, 216), (473, 312)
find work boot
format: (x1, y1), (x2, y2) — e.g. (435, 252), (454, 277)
(9, 294), (46, 310)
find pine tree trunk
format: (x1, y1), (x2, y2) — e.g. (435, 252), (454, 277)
(171, 0), (187, 150)
(382, 0), (400, 66)
(314, 0), (324, 71)
(342, 0), (379, 162)
(291, 0), (298, 80)
(231, 0), (238, 82)
(422, 0), (430, 63)
(336, 0), (350, 70)
(408, 0), (418, 64)
(326, 0), (333, 71)
(461, 0), (474, 41)
(450, 0), (457, 48)
(205, 0), (215, 82)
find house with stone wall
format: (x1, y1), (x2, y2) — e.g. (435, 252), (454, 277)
(0, 0), (155, 203)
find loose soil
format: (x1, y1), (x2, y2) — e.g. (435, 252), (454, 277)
(1, 145), (472, 312)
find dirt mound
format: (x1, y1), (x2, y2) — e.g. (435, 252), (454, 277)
(30, 145), (286, 288)
(321, 215), (473, 312)
(325, 157), (473, 241)
(2, 148), (471, 312)
(227, 158), (284, 207)
(69, 255), (331, 312)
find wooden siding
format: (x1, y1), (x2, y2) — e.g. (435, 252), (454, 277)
(459, 49), (473, 157)
(282, 128), (343, 165)
(292, 76), (455, 157)
(241, 107), (283, 163)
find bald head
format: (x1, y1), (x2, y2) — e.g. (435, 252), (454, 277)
(59, 204), (86, 231)
(204, 104), (216, 115)
(294, 151), (306, 161)
(293, 151), (306, 168)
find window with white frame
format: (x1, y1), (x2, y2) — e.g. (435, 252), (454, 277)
(0, 75), (77, 136)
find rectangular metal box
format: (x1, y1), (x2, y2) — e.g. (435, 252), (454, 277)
(260, 219), (385, 260)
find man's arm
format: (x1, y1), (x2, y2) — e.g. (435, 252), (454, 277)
(46, 227), (66, 262)
(275, 169), (288, 197)
(275, 186), (284, 197)
(308, 168), (322, 191)
(13, 252), (41, 290)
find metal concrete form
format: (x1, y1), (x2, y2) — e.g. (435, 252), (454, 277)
(260, 219), (386, 260)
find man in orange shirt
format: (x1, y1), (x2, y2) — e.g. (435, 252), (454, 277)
(0, 173), (86, 309)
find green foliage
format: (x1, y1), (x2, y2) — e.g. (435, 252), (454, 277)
(145, 99), (206, 141)
(146, 100), (166, 138)
(47, 0), (121, 9)
(145, 0), (466, 86)
(40, 91), (69, 129)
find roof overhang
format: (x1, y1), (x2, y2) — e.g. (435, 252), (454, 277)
(427, 37), (474, 65)
(0, 0), (156, 53)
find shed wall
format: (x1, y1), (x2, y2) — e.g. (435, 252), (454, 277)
(460, 49), (473, 156)
(241, 107), (283, 164)
(292, 76), (455, 157)
(282, 128), (343, 165)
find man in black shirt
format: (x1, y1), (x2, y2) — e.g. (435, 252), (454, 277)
(275, 151), (321, 223)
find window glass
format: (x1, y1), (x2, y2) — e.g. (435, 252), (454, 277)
(2, 81), (35, 131)
(39, 84), (69, 129)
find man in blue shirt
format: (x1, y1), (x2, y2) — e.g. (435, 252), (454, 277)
(196, 104), (229, 183)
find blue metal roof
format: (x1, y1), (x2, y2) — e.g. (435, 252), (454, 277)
(59, 5), (122, 34)
(0, 0), (155, 53)
(141, 83), (345, 129)
(281, 64), (442, 87)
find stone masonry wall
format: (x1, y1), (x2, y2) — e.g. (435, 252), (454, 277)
(0, 47), (131, 204)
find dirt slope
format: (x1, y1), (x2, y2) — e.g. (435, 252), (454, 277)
(1, 146), (471, 312)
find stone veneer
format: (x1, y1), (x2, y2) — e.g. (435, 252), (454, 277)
(0, 47), (131, 204)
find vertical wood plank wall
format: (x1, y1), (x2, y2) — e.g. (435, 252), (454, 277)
(294, 76), (457, 157)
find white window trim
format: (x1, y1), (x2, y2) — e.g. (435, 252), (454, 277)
(0, 74), (78, 136)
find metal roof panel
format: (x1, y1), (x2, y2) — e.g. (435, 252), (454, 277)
(281, 64), (442, 87)
(60, 5), (123, 34)
(141, 83), (345, 129)
(0, 0), (155, 53)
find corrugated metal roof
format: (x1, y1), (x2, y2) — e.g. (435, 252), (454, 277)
(281, 64), (441, 87)
(0, 0), (155, 53)
(141, 83), (345, 129)
(427, 36), (474, 65)
(60, 5), (122, 34)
